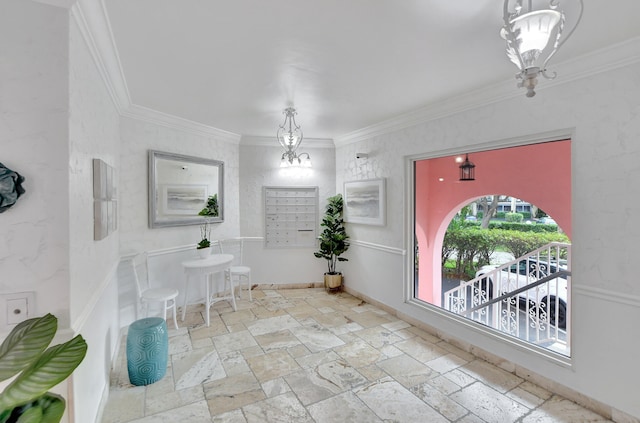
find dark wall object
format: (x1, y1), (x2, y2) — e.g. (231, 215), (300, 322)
(0, 162), (25, 213)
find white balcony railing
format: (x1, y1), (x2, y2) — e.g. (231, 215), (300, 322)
(443, 243), (571, 355)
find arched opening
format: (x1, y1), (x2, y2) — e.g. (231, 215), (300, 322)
(414, 140), (572, 354)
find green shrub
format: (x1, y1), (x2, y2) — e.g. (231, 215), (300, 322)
(499, 230), (569, 258)
(442, 226), (570, 277)
(488, 221), (558, 233)
(505, 212), (524, 222)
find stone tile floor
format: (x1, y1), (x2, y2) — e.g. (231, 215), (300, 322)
(101, 288), (612, 423)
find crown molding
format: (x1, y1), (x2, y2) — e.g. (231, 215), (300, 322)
(335, 36), (640, 146)
(72, 2), (640, 148)
(240, 135), (334, 148)
(33, 0), (76, 8)
(71, 0), (131, 114)
(122, 105), (241, 144)
(71, 0), (240, 143)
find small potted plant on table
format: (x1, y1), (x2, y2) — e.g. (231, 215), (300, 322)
(197, 220), (211, 258)
(314, 194), (350, 290)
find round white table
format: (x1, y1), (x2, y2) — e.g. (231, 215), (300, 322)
(181, 253), (235, 326)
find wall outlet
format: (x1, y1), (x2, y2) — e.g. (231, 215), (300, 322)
(1, 292), (35, 328)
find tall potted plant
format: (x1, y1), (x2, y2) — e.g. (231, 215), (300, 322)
(0, 313), (87, 423)
(314, 194), (350, 290)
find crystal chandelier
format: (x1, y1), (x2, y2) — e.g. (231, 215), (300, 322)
(501, 0), (583, 97)
(277, 107), (311, 168)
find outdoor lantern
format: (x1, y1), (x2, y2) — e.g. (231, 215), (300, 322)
(459, 154), (475, 181)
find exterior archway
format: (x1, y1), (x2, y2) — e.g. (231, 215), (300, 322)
(415, 140), (572, 306)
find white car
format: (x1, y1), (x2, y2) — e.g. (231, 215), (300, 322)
(474, 258), (568, 329)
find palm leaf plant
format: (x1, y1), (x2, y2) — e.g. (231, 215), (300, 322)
(0, 314), (87, 423)
(314, 194), (350, 275)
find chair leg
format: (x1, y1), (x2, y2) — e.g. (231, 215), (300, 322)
(227, 273), (237, 311)
(171, 300), (179, 330)
(246, 272), (252, 302)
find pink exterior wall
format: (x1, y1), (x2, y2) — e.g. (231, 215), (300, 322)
(415, 140), (572, 305)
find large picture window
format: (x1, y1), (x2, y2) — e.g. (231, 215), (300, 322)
(412, 140), (572, 356)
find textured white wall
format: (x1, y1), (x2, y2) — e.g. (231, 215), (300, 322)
(0, 0), (71, 329)
(336, 64), (640, 418)
(68, 12), (122, 423)
(239, 140), (336, 283)
(118, 117), (240, 254)
(68, 14), (121, 326)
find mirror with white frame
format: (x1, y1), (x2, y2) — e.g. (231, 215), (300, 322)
(148, 150), (224, 228)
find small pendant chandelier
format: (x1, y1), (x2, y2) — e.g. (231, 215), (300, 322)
(459, 154), (476, 181)
(501, 0), (584, 97)
(277, 107), (311, 168)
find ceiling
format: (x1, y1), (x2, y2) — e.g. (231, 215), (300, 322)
(103, 0), (640, 141)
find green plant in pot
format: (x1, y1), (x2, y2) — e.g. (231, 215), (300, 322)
(0, 313), (87, 423)
(197, 220), (211, 250)
(197, 219), (212, 258)
(314, 194), (350, 290)
(198, 194), (219, 217)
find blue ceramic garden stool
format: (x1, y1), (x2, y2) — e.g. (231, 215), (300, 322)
(126, 317), (168, 386)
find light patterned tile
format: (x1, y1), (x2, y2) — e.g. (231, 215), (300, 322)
(355, 378), (448, 422)
(254, 329), (301, 352)
(411, 381), (469, 421)
(204, 372), (265, 415)
(506, 386), (546, 408)
(522, 396), (613, 423)
(284, 360), (368, 405)
(246, 314), (301, 336)
(295, 349), (341, 369)
(242, 392), (313, 423)
(394, 336), (449, 364)
(145, 385), (204, 415)
(353, 326), (404, 348)
(334, 339), (383, 368)
(101, 387), (145, 423)
(219, 309), (257, 326)
(261, 377), (291, 398)
(427, 374), (464, 395)
(172, 348), (226, 390)
(211, 409), (247, 423)
(290, 323), (345, 352)
(443, 368), (477, 388)
(168, 333), (193, 355)
(344, 311), (392, 328)
(246, 350), (301, 382)
(127, 400), (211, 423)
(212, 330), (258, 353)
(459, 360), (523, 394)
(307, 391), (383, 423)
(103, 288), (613, 423)
(451, 382), (529, 422)
(377, 354), (437, 388)
(426, 353), (468, 374)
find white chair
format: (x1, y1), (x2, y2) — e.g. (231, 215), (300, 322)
(131, 253), (179, 329)
(218, 238), (252, 302)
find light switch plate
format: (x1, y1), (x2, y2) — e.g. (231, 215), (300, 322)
(1, 292), (35, 328)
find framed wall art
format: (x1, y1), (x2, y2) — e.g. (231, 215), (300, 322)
(343, 178), (386, 226)
(161, 184), (208, 216)
(93, 158), (117, 240)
